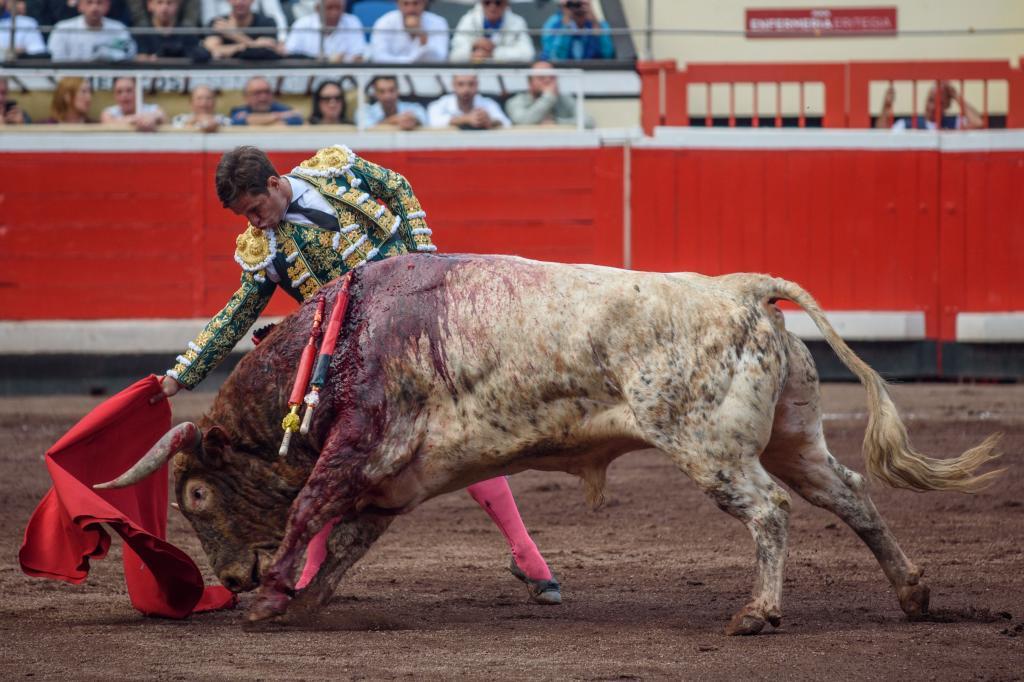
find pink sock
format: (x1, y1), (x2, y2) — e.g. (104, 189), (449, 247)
(296, 517), (338, 590)
(467, 476), (553, 581)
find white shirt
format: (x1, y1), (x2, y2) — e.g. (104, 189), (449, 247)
(102, 103), (165, 119)
(427, 93), (511, 128)
(283, 175), (337, 226)
(449, 5), (534, 63)
(47, 16), (137, 62)
(259, 176), (338, 283)
(284, 12), (366, 60)
(370, 10), (449, 63)
(0, 15), (47, 56)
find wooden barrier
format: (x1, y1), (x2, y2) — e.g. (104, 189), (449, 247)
(0, 134), (1021, 377)
(0, 145), (624, 320)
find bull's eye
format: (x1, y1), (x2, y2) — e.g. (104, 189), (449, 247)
(183, 480), (212, 513)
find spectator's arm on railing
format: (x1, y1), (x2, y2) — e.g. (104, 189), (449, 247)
(875, 85), (895, 129)
(506, 92), (556, 125)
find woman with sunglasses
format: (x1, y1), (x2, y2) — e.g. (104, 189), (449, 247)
(309, 80), (347, 125)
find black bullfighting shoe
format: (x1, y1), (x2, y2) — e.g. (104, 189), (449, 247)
(508, 558), (562, 605)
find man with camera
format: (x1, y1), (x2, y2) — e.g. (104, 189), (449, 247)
(540, 0), (614, 61)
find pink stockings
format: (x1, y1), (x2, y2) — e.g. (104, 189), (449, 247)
(296, 476), (551, 589)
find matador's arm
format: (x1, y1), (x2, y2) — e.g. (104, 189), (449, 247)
(347, 153), (436, 254)
(167, 273), (275, 389)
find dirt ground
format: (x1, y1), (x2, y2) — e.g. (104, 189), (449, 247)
(1, 383), (1022, 680)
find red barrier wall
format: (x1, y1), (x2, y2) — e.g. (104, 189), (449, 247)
(2, 141), (1021, 346)
(0, 147), (624, 320)
(938, 150), (1024, 339)
(630, 144), (1024, 341)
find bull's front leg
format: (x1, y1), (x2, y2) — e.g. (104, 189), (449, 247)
(249, 437), (372, 622)
(287, 513), (393, 616)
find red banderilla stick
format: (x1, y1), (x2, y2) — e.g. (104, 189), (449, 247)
(279, 296), (326, 456)
(301, 273), (353, 434)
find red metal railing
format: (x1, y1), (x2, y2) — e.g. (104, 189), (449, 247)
(639, 58), (1024, 134)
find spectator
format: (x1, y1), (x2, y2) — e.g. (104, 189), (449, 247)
(0, 76), (30, 124)
(356, 74), (426, 130)
(203, 0), (280, 60)
(172, 84), (232, 131)
(126, 0), (199, 30)
(449, 0), (533, 63)
(200, 0), (287, 40)
(32, 0), (133, 31)
(427, 73), (509, 129)
(284, 0), (364, 61)
(875, 81), (984, 131)
(307, 79), (346, 124)
(1, 0), (47, 56)
(135, 0), (202, 58)
(370, 0), (448, 63)
(47, 0), (137, 61)
(540, 0), (614, 61)
(505, 60), (593, 128)
(46, 76), (95, 123)
(100, 76), (167, 131)
(229, 75), (302, 125)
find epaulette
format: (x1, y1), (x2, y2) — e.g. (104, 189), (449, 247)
(292, 144), (356, 179)
(234, 225), (277, 276)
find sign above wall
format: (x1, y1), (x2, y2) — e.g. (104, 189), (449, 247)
(746, 7), (898, 38)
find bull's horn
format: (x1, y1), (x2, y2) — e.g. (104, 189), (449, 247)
(94, 422), (201, 490)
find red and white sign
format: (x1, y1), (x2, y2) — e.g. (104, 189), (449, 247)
(746, 7), (897, 38)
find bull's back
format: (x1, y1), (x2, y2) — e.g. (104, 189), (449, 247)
(350, 255), (784, 431)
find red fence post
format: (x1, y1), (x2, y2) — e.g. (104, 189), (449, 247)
(637, 60), (677, 135)
(1008, 57), (1024, 128)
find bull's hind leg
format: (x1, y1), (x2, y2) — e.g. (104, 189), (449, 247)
(760, 336), (929, 618)
(692, 457), (792, 635)
(650, 427), (792, 635)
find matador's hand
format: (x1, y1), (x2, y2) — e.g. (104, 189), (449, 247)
(151, 375), (182, 404)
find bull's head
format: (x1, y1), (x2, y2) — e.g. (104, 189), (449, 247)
(96, 423), (308, 593)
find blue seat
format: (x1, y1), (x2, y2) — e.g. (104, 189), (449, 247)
(352, 0), (397, 39)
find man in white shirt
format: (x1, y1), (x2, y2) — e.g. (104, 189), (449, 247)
(370, 0), (448, 63)
(284, 0), (366, 61)
(449, 0), (534, 63)
(0, 0), (47, 57)
(427, 73), (510, 129)
(47, 0), (137, 62)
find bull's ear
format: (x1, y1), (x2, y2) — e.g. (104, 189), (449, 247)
(199, 425), (229, 470)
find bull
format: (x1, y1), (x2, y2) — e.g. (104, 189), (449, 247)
(100, 254), (1001, 635)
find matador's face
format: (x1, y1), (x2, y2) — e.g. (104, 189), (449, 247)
(230, 176), (290, 231)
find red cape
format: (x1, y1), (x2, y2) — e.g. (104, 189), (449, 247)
(18, 375), (236, 618)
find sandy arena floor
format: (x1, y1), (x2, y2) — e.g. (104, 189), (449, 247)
(1, 383), (1022, 680)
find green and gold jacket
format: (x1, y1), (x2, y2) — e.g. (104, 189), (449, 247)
(168, 145), (435, 389)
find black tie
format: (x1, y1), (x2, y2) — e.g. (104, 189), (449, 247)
(287, 198), (339, 231)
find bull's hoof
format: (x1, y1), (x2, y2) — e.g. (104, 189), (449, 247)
(508, 559), (562, 605)
(247, 589), (292, 623)
(898, 582), (930, 619)
(724, 606), (773, 636)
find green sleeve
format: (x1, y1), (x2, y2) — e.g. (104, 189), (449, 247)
(167, 273), (275, 389)
(349, 154), (436, 253)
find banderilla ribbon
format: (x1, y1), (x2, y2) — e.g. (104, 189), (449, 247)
(279, 296), (326, 456)
(300, 272), (353, 435)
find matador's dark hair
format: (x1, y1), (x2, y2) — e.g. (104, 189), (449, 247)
(215, 145), (279, 207)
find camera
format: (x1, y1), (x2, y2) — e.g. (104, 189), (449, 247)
(565, 0), (583, 9)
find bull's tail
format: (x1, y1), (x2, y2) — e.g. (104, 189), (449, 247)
(758, 276), (1002, 493)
